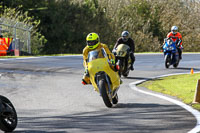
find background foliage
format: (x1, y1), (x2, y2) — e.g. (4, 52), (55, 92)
(0, 0), (200, 54)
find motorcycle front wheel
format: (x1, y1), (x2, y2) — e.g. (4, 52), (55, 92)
(164, 55), (170, 68)
(99, 80), (112, 108)
(121, 59), (129, 77)
(0, 95), (17, 132)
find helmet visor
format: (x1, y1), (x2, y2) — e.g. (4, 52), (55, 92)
(122, 36), (128, 41)
(172, 30), (177, 34)
(87, 40), (98, 46)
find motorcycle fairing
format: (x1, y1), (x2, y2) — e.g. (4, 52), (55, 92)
(88, 58), (120, 92)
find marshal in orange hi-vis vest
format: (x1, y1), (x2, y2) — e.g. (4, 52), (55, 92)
(0, 37), (13, 56)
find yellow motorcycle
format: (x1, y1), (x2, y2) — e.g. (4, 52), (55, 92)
(113, 44), (132, 77)
(87, 48), (121, 108)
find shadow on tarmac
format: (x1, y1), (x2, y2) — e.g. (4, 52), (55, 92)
(14, 103), (195, 133)
(174, 67), (200, 71)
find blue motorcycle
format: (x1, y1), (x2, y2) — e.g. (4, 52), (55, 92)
(163, 38), (180, 68)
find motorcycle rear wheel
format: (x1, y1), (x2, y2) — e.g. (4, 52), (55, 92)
(122, 70), (129, 77)
(99, 80), (112, 108)
(173, 62), (179, 68)
(0, 95), (17, 132)
(173, 59), (179, 68)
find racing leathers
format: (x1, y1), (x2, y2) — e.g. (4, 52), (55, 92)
(82, 43), (115, 84)
(113, 37), (135, 70)
(167, 32), (183, 59)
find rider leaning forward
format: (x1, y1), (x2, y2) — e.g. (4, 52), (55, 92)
(82, 32), (116, 85)
(167, 26), (183, 59)
(113, 31), (135, 70)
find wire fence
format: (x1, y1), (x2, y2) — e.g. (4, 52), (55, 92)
(0, 17), (32, 55)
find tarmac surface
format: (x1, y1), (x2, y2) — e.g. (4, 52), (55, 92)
(0, 53), (200, 133)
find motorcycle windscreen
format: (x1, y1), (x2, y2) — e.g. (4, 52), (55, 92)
(87, 48), (107, 62)
(116, 44), (130, 57)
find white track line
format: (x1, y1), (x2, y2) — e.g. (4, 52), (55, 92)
(129, 72), (200, 133)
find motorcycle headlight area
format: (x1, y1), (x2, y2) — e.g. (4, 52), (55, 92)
(166, 46), (175, 51)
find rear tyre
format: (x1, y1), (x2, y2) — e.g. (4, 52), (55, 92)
(122, 71), (129, 77)
(0, 95), (17, 132)
(173, 55), (179, 68)
(99, 80), (112, 108)
(173, 61), (179, 68)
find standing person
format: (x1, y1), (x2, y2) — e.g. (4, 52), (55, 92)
(167, 26), (183, 59)
(82, 32), (116, 85)
(113, 31), (135, 70)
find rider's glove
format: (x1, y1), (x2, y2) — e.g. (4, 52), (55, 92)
(110, 59), (115, 65)
(112, 49), (117, 55)
(112, 48), (116, 53)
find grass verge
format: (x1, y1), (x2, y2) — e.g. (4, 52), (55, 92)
(138, 73), (200, 111)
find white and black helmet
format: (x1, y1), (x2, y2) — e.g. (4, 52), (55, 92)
(171, 26), (178, 34)
(121, 31), (129, 42)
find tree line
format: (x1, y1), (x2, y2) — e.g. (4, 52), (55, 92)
(0, 0), (200, 54)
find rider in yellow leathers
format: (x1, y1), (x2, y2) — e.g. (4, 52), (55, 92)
(82, 32), (116, 85)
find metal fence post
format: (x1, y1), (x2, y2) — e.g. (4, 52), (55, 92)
(28, 26), (33, 54)
(13, 22), (18, 50)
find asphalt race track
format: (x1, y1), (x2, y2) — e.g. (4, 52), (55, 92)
(0, 53), (200, 133)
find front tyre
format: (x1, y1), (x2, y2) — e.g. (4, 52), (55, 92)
(164, 55), (170, 68)
(0, 95), (17, 132)
(121, 59), (129, 77)
(99, 80), (112, 108)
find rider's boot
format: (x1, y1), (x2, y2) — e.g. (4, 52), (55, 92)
(82, 72), (91, 85)
(178, 48), (182, 60)
(130, 64), (134, 71)
(179, 53), (182, 60)
(120, 79), (123, 84)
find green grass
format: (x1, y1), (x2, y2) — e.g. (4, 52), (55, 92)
(139, 73), (200, 110)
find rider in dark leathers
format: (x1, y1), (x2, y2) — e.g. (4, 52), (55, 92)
(113, 31), (135, 70)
